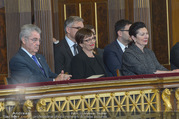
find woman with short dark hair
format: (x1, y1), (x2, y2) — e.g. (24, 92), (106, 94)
(71, 28), (107, 79)
(121, 22), (178, 76)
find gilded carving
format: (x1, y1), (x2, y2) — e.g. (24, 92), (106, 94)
(23, 100), (33, 118)
(23, 99), (33, 112)
(5, 101), (18, 116)
(36, 98), (46, 112)
(162, 88), (172, 112)
(0, 102), (4, 112)
(175, 88), (179, 111)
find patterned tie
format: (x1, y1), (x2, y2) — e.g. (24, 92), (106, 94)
(73, 44), (78, 56)
(32, 55), (45, 75)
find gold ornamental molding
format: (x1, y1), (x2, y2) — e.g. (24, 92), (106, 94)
(0, 76), (179, 96)
(34, 89), (160, 113)
(64, 4), (66, 20)
(94, 2), (98, 48)
(166, 0), (170, 65)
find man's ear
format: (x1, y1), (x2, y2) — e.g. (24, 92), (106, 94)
(117, 30), (122, 37)
(21, 37), (26, 44)
(66, 26), (70, 34)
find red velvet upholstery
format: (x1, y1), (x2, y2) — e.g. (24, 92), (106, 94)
(1, 72), (179, 89)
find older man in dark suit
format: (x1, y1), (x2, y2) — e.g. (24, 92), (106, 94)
(9, 24), (71, 84)
(54, 16), (84, 74)
(103, 19), (132, 76)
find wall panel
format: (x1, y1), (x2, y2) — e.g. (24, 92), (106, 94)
(151, 0), (169, 66)
(96, 1), (109, 48)
(57, 0), (110, 49)
(0, 0), (7, 80)
(169, 0), (179, 46)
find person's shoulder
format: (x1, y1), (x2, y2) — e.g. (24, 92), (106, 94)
(10, 52), (21, 61)
(144, 47), (153, 52)
(97, 48), (104, 53)
(104, 40), (117, 50)
(9, 51), (26, 65)
(171, 42), (179, 50)
(71, 53), (82, 63)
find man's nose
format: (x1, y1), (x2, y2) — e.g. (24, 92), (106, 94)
(36, 40), (41, 45)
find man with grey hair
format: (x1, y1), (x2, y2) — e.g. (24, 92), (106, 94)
(9, 24), (71, 84)
(54, 16), (84, 74)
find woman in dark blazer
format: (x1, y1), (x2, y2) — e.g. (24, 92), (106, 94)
(121, 22), (179, 76)
(71, 28), (107, 79)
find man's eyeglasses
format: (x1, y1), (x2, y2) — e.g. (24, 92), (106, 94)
(70, 27), (82, 30)
(84, 37), (96, 43)
(120, 30), (129, 31)
(30, 38), (41, 43)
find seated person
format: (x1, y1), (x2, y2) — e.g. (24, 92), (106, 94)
(84, 24), (104, 59)
(9, 24), (71, 84)
(121, 22), (178, 76)
(103, 19), (132, 77)
(71, 28), (107, 79)
(170, 42), (179, 70)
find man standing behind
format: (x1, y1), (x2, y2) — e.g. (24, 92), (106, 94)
(103, 19), (132, 76)
(54, 16), (84, 74)
(9, 24), (71, 84)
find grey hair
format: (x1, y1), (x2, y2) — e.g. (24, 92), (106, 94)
(19, 24), (41, 41)
(64, 16), (84, 34)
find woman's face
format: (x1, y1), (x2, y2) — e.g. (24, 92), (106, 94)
(133, 27), (149, 48)
(80, 35), (96, 52)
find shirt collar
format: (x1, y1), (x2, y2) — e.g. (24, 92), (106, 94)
(65, 36), (76, 48)
(21, 47), (33, 58)
(116, 39), (128, 52)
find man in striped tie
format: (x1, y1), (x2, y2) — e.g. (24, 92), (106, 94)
(9, 24), (71, 84)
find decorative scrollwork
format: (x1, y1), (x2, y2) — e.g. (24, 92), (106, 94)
(162, 88), (172, 112)
(0, 102), (5, 112)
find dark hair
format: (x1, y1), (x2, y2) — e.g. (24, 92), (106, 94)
(75, 28), (94, 44)
(115, 19), (132, 35)
(129, 22), (146, 37)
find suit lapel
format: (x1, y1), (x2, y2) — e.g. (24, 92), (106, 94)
(63, 39), (73, 58)
(19, 49), (46, 77)
(114, 40), (123, 54)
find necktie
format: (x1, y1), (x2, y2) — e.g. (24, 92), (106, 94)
(32, 55), (45, 75)
(73, 44), (78, 56)
(124, 47), (128, 52)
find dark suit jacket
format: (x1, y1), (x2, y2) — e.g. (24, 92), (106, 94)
(54, 38), (81, 74)
(95, 48), (104, 59)
(103, 40), (123, 76)
(9, 48), (57, 84)
(170, 42), (179, 70)
(121, 44), (168, 76)
(71, 50), (107, 79)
